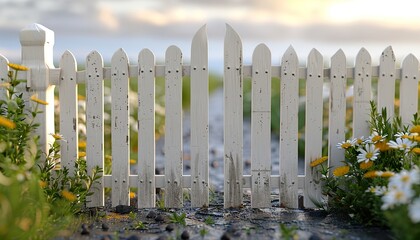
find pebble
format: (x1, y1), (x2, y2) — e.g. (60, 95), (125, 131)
(309, 233), (323, 240)
(126, 235), (140, 240)
(80, 224), (89, 235)
(155, 215), (165, 222)
(220, 232), (231, 240)
(156, 236), (168, 240)
(101, 223), (109, 231)
(115, 205), (132, 214)
(181, 230), (190, 239)
(165, 224), (175, 232)
(146, 210), (157, 219)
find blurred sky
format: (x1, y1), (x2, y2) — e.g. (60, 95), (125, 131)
(1, 0), (420, 72)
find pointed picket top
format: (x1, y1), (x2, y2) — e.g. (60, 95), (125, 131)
(400, 53), (419, 125)
(225, 24), (242, 47)
(307, 48), (323, 80)
(331, 49), (346, 63)
(192, 24), (207, 54)
(112, 48), (129, 66)
(60, 50), (76, 68)
(252, 43), (271, 80)
(281, 46), (299, 78)
(356, 47), (371, 64)
(87, 50), (103, 61)
(378, 46), (396, 118)
(138, 48), (155, 71)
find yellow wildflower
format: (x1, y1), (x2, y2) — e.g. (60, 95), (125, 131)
(410, 125), (420, 134)
(39, 180), (47, 188)
(8, 63), (28, 71)
(359, 160), (374, 170)
(371, 135), (382, 143)
(333, 166), (350, 177)
(310, 156), (328, 167)
(18, 218), (32, 231)
(78, 151), (86, 158)
(78, 140), (87, 149)
(380, 171), (395, 178)
(375, 141), (390, 152)
(130, 159), (136, 164)
(30, 95), (48, 105)
(0, 82), (11, 88)
(50, 133), (64, 140)
(77, 95), (86, 101)
(61, 189), (77, 202)
(0, 116), (16, 129)
(130, 192), (136, 199)
(412, 147), (420, 154)
(363, 171), (378, 178)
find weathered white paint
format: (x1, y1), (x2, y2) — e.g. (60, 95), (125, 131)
(251, 43), (272, 208)
(190, 25), (210, 207)
(59, 51), (78, 176)
(85, 50), (105, 207)
(304, 49), (324, 208)
(164, 45), (184, 208)
(378, 46), (396, 118)
(0, 55), (9, 99)
(224, 24), (244, 208)
(400, 54), (419, 125)
(328, 50), (347, 175)
(138, 48), (156, 208)
(353, 48), (372, 138)
(20, 23), (56, 155)
(111, 49), (130, 207)
(280, 46), (299, 208)
(5, 23), (420, 209)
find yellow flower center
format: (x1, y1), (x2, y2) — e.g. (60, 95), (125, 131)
(341, 142), (351, 149)
(401, 175), (410, 183)
(366, 152), (374, 159)
(371, 136), (382, 142)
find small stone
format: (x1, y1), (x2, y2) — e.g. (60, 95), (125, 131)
(165, 223), (175, 232)
(309, 233), (323, 240)
(126, 235), (140, 240)
(100, 235), (113, 240)
(115, 205), (132, 214)
(146, 210), (157, 219)
(80, 224), (89, 235)
(155, 215), (165, 222)
(101, 223), (109, 231)
(181, 230), (190, 239)
(220, 232), (231, 240)
(156, 236), (168, 240)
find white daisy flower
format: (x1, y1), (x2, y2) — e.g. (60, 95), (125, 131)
(368, 131), (387, 143)
(409, 198), (420, 223)
(389, 169), (420, 190)
(337, 139), (356, 150)
(381, 187), (414, 210)
(366, 186), (387, 196)
(388, 138), (415, 154)
(357, 144), (380, 163)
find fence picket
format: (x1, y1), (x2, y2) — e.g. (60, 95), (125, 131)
(190, 25), (210, 207)
(111, 49), (130, 207)
(304, 49), (324, 208)
(138, 49), (156, 208)
(85, 51), (104, 207)
(251, 43), (272, 208)
(224, 24), (244, 208)
(0, 55), (8, 99)
(164, 45), (183, 208)
(59, 51), (78, 176)
(353, 48), (372, 138)
(400, 54), (419, 125)
(328, 50), (347, 174)
(378, 46), (396, 118)
(280, 46), (299, 208)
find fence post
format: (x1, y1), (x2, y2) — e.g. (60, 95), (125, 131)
(20, 23), (55, 155)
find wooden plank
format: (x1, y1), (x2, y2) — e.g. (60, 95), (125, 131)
(304, 49), (324, 208)
(328, 50), (347, 175)
(85, 50), (105, 207)
(164, 45), (183, 208)
(251, 43), (272, 208)
(279, 46), (299, 208)
(138, 49), (156, 208)
(0, 55), (9, 100)
(400, 54), (419, 125)
(190, 25), (210, 207)
(378, 46), (396, 118)
(59, 51), (78, 176)
(111, 49), (130, 207)
(353, 48), (372, 138)
(224, 24), (244, 208)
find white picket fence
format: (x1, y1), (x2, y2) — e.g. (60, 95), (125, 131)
(1, 23), (419, 209)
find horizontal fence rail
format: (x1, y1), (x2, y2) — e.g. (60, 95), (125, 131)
(0, 23), (419, 209)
